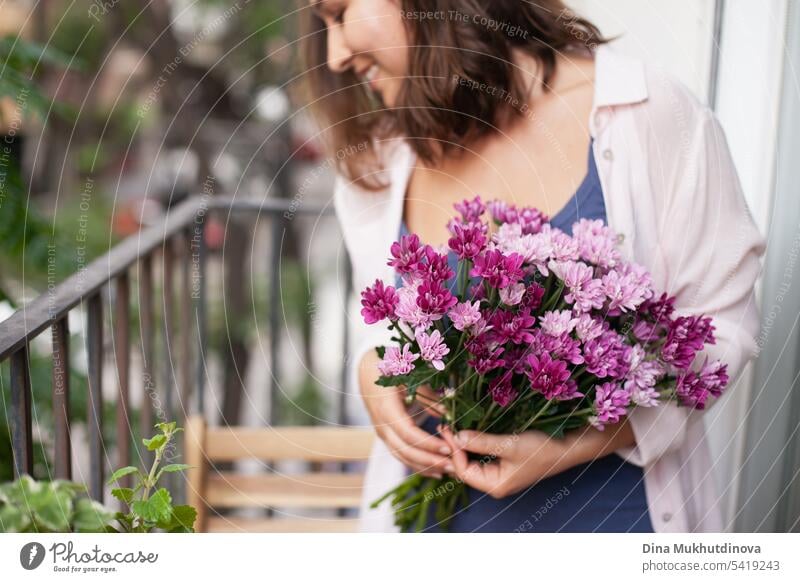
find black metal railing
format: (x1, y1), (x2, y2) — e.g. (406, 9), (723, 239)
(0, 195), (349, 505)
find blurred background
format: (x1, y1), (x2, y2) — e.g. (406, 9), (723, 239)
(0, 0), (798, 533)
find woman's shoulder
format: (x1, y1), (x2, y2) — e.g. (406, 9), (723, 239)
(629, 53), (716, 141)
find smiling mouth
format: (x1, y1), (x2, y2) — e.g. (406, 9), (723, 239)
(360, 64), (379, 89)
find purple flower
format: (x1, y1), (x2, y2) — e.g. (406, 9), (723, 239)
(675, 356), (729, 409)
(454, 195), (486, 223)
(470, 249), (525, 289)
(448, 221), (487, 260)
(487, 200), (547, 234)
(583, 330), (631, 379)
(416, 279), (458, 318)
(377, 343), (419, 376)
(643, 291), (676, 323)
(589, 382), (631, 430)
(415, 328), (450, 371)
(448, 300), (482, 331)
(419, 246), (455, 282)
(466, 334), (506, 374)
(520, 283), (545, 311)
(661, 315), (716, 369)
(489, 373), (519, 407)
(487, 309), (536, 345)
(525, 352), (581, 400)
(360, 279), (399, 324)
(388, 233), (426, 275)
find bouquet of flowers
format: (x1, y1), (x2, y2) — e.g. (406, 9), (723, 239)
(360, 196), (728, 532)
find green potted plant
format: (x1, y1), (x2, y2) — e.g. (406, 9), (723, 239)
(0, 421), (196, 533)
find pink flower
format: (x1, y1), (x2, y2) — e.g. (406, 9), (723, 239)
(549, 260), (606, 313)
(415, 328), (450, 371)
(602, 263), (654, 313)
(448, 300), (482, 331)
(377, 343), (419, 376)
(499, 282), (526, 306)
(394, 286), (435, 331)
(575, 313), (605, 342)
(538, 309), (578, 336)
(572, 218), (621, 269)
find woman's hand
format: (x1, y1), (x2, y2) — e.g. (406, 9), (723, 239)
(438, 419), (637, 499)
(359, 350), (453, 478)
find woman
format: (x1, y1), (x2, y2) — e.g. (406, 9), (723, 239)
(300, 0), (766, 532)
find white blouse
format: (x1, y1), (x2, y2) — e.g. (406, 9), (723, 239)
(333, 43), (767, 533)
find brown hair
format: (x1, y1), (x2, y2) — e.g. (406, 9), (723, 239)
(298, 0), (608, 190)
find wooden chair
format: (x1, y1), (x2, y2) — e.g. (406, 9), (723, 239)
(184, 415), (375, 532)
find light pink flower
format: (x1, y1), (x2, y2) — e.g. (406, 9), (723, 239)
(499, 282), (526, 306)
(394, 286), (435, 331)
(414, 328), (450, 371)
(448, 300), (482, 331)
(377, 343), (419, 376)
(538, 309), (579, 336)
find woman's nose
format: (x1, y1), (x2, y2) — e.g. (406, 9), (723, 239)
(326, 25), (353, 73)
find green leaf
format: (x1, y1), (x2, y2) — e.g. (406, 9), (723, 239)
(155, 464), (192, 482)
(142, 434), (167, 451)
(155, 421), (176, 434)
(29, 486), (72, 532)
(458, 405), (484, 428)
(0, 503), (28, 533)
(72, 498), (114, 533)
(132, 488), (172, 523)
(157, 504), (197, 532)
(375, 346), (386, 358)
(106, 466), (140, 485)
(111, 488), (136, 504)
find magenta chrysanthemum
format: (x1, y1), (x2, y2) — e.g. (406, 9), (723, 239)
(360, 279), (399, 324)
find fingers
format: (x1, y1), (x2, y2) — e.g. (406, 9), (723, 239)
(395, 417), (452, 456)
(451, 429), (509, 456)
(439, 427), (494, 492)
(382, 428), (452, 476)
(440, 427), (500, 498)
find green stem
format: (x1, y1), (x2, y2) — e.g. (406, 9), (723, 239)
(517, 398), (557, 433)
(525, 406), (594, 429)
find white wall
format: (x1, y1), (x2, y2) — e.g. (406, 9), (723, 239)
(568, 0), (717, 101)
(568, 0), (787, 531)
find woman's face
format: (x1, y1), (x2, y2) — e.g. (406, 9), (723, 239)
(311, 0), (409, 107)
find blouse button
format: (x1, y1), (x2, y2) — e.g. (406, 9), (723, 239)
(662, 512), (672, 522)
(602, 148), (614, 161)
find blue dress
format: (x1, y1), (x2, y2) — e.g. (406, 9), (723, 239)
(396, 139), (654, 532)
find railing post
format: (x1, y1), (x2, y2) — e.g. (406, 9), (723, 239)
(114, 272), (132, 494)
(10, 345), (33, 478)
(139, 253), (155, 466)
(193, 210), (207, 418)
(86, 293), (104, 501)
(162, 239), (175, 425)
(52, 317), (72, 481)
(268, 213), (282, 425)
